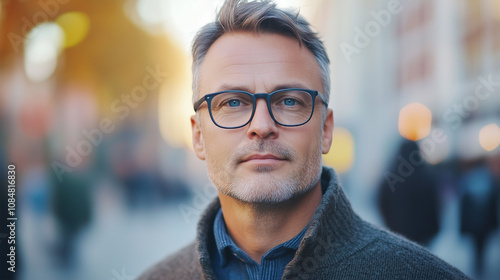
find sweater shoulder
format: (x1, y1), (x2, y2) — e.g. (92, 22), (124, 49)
(344, 222), (471, 279)
(137, 242), (201, 280)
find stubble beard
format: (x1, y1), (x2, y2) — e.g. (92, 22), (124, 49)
(206, 140), (323, 204)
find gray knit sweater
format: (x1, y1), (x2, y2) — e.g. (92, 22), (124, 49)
(138, 167), (471, 279)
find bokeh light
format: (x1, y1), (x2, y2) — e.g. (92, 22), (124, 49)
(398, 102), (432, 141)
(136, 0), (165, 27)
(24, 22), (64, 82)
(479, 123), (500, 152)
(56, 12), (90, 48)
(323, 127), (354, 173)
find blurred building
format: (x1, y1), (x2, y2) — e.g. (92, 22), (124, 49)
(310, 0), (500, 200)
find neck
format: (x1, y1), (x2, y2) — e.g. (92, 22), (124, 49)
(218, 182), (323, 264)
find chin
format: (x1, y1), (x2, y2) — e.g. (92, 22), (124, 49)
(225, 176), (317, 204)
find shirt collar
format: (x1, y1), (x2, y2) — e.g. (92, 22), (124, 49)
(213, 208), (234, 267)
(213, 208), (308, 267)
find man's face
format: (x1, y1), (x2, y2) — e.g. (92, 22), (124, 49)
(191, 32), (334, 204)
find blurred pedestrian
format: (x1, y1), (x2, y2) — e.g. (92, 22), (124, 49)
(50, 162), (93, 268)
(459, 163), (499, 278)
(377, 139), (441, 246)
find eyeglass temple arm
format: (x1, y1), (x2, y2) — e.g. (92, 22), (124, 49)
(193, 96), (208, 112)
(317, 91), (328, 106)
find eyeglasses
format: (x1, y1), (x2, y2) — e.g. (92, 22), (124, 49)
(193, 88), (327, 129)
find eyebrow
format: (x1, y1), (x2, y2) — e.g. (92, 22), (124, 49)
(215, 83), (312, 93)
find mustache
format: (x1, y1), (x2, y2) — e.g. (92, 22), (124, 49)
(233, 141), (295, 164)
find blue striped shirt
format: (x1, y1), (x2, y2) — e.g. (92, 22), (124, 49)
(211, 209), (308, 280)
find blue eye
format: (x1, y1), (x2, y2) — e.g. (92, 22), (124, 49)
(228, 100), (241, 107)
(283, 98), (296, 106)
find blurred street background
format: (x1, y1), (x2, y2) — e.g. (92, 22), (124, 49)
(0, 0), (499, 279)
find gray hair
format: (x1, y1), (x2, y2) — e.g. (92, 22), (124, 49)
(191, 0), (330, 105)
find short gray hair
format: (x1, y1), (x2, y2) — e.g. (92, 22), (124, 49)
(191, 0), (330, 105)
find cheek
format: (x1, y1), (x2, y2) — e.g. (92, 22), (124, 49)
(203, 128), (239, 160)
(290, 124), (323, 154)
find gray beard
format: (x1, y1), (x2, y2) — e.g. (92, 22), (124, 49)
(206, 140), (323, 204)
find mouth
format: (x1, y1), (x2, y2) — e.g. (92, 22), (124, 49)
(240, 154), (286, 164)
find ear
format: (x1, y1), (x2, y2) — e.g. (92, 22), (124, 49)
(191, 115), (206, 160)
(322, 109), (334, 154)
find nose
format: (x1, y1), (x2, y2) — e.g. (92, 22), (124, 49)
(247, 98), (279, 139)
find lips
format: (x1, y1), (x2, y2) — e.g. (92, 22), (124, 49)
(240, 154), (285, 163)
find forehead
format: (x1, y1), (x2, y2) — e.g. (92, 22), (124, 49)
(198, 31), (322, 93)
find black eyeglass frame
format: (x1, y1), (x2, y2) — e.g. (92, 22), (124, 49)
(193, 88), (328, 129)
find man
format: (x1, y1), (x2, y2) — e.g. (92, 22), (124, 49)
(139, 0), (470, 279)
